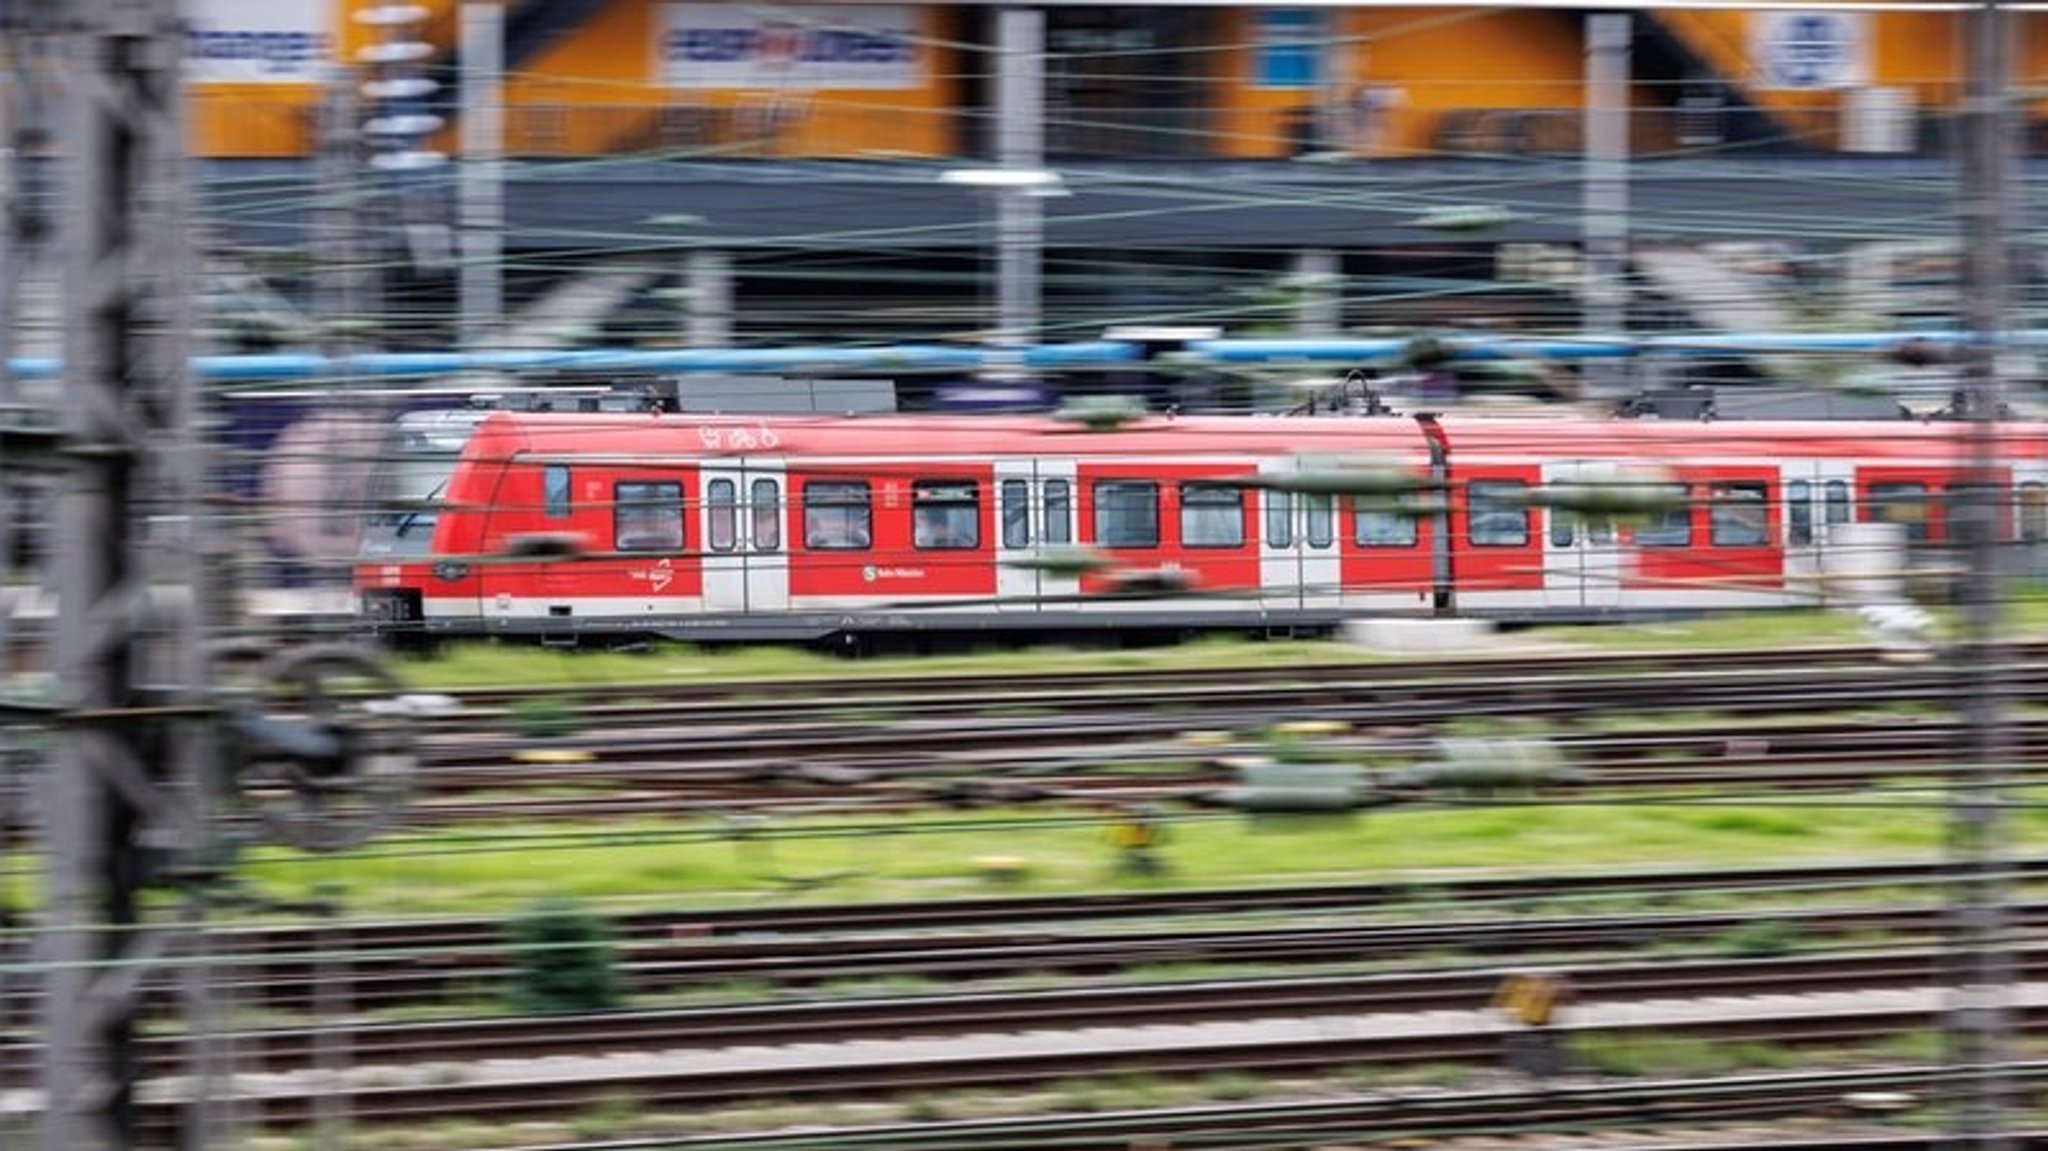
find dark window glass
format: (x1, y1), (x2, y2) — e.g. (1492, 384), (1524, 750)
(1710, 482), (1769, 547)
(1788, 479), (1813, 546)
(751, 477), (781, 551)
(2022, 482), (2048, 543)
(1867, 481), (1931, 543)
(1824, 479), (1851, 527)
(1633, 485), (1692, 548)
(1094, 480), (1159, 547)
(804, 480), (872, 550)
(1304, 492), (1334, 548)
(1946, 483), (2000, 546)
(913, 480), (980, 549)
(543, 465), (571, 519)
(1549, 510), (1574, 549)
(1001, 479), (1031, 548)
(615, 481), (684, 551)
(1265, 489), (1294, 548)
(1355, 501), (1418, 548)
(1467, 480), (1530, 547)
(707, 478), (737, 553)
(1043, 479), (1072, 545)
(1179, 483), (1244, 548)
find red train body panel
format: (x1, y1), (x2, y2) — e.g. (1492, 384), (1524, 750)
(352, 409), (2048, 641)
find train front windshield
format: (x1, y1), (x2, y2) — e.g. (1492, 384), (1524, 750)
(359, 415), (478, 557)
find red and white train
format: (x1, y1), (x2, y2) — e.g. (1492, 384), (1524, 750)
(352, 407), (2048, 643)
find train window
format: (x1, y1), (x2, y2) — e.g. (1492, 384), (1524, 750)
(1549, 511), (1574, 549)
(1788, 480), (1813, 546)
(1467, 480), (1529, 547)
(1867, 482), (1930, 543)
(1945, 483), (1999, 546)
(1001, 479), (1031, 548)
(1355, 501), (1417, 548)
(707, 478), (738, 552)
(2022, 482), (2048, 542)
(1179, 483), (1244, 548)
(1710, 483), (1769, 547)
(804, 480), (872, 549)
(1265, 490), (1293, 548)
(544, 465), (571, 519)
(1305, 492), (1334, 549)
(1095, 480), (1160, 548)
(1824, 480), (1851, 528)
(1633, 485), (1692, 548)
(1044, 479), (1073, 545)
(614, 481), (685, 552)
(751, 477), (781, 551)
(913, 480), (980, 549)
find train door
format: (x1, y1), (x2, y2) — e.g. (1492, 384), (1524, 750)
(1540, 460), (1623, 610)
(2016, 460), (2048, 579)
(995, 458), (1079, 610)
(1781, 461), (1853, 604)
(1257, 461), (1340, 608)
(700, 459), (790, 613)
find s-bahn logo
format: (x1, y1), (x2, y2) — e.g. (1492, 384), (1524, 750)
(1753, 11), (1867, 91)
(658, 3), (920, 90)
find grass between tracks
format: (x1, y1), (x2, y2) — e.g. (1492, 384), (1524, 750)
(232, 784), (2047, 918)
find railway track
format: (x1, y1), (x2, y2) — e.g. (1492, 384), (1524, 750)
(96, 958), (2048, 1141)
(113, 945), (2048, 1077)
(7, 856), (2039, 1013)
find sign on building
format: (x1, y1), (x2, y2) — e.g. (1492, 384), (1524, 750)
(1751, 10), (1869, 91)
(184, 0), (331, 84)
(657, 4), (921, 89)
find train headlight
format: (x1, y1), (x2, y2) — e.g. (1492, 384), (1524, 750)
(431, 561), (471, 581)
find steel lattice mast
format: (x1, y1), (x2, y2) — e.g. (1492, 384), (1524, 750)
(35, 0), (211, 1148)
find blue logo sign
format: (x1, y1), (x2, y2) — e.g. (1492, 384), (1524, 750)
(1765, 13), (1854, 90)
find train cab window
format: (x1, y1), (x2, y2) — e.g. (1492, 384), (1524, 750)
(1632, 485), (1692, 548)
(1095, 480), (1159, 548)
(1180, 483), (1245, 548)
(1044, 479), (1073, 545)
(1001, 479), (1031, 548)
(1824, 480), (1851, 530)
(804, 480), (872, 549)
(1355, 500), (1418, 548)
(614, 481), (685, 552)
(543, 465), (572, 519)
(1265, 490), (1293, 548)
(913, 480), (980, 549)
(751, 477), (781, 552)
(707, 478), (738, 552)
(2021, 482), (2048, 542)
(1305, 492), (1335, 549)
(1710, 482), (1769, 547)
(1467, 480), (1530, 547)
(1788, 480), (1813, 546)
(1867, 482), (1931, 543)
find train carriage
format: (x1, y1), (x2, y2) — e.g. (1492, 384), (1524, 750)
(354, 407), (2048, 643)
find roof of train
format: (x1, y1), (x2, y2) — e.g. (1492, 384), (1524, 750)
(462, 409), (2048, 464)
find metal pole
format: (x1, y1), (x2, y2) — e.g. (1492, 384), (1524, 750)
(1945, 2), (2014, 1148)
(39, 1), (204, 1149)
(686, 247), (733, 348)
(1582, 13), (1629, 397)
(994, 6), (1044, 348)
(459, 1), (504, 351)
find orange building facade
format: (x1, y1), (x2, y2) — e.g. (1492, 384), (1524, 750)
(184, 2), (2040, 162)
